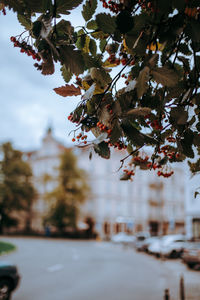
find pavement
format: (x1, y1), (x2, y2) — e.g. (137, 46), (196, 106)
(0, 237), (200, 300)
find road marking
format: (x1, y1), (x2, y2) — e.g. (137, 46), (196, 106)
(47, 264), (64, 272)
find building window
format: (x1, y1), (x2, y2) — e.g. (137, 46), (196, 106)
(192, 218), (200, 240)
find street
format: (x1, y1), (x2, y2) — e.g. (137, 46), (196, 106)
(0, 237), (200, 300)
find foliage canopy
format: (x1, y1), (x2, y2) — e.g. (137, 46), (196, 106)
(44, 149), (89, 232)
(1, 0), (200, 179)
(0, 142), (36, 233)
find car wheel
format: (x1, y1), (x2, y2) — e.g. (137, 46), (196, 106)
(187, 263), (195, 269)
(0, 280), (12, 300)
(193, 264), (200, 271)
(170, 250), (178, 259)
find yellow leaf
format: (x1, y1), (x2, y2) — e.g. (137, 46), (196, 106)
(103, 59), (118, 68)
(81, 80), (91, 90)
(83, 35), (90, 53)
(94, 85), (104, 94)
(147, 42), (164, 51)
(123, 39), (128, 51)
(81, 80), (104, 94)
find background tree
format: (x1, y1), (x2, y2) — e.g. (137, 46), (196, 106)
(0, 142), (36, 233)
(1, 0), (200, 180)
(44, 149), (89, 234)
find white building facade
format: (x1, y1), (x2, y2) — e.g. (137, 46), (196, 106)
(185, 170), (200, 240)
(25, 127), (193, 239)
(77, 147), (186, 239)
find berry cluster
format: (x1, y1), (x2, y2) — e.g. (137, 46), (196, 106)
(123, 168), (135, 177)
(184, 7), (199, 17)
(158, 145), (180, 160)
(147, 162), (162, 170)
(120, 52), (129, 66)
(107, 54), (120, 65)
(33, 63), (42, 71)
(10, 36), (41, 61)
(133, 155), (149, 163)
(122, 73), (133, 85)
(97, 121), (112, 135)
(100, 0), (123, 13)
(72, 132), (88, 144)
(67, 113), (79, 124)
(105, 104), (113, 115)
(138, 0), (158, 13)
(146, 118), (163, 131)
(138, 0), (153, 10)
(108, 141), (127, 150)
(157, 170), (174, 178)
(166, 136), (176, 143)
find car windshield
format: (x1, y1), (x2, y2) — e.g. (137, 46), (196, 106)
(161, 235), (185, 245)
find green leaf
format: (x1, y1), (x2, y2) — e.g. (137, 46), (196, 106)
(90, 67), (112, 88)
(1, 0), (25, 13)
(82, 53), (101, 68)
(151, 67), (179, 87)
(136, 66), (150, 99)
(177, 56), (190, 71)
(59, 45), (84, 75)
(193, 132), (200, 147)
(82, 0), (97, 22)
(186, 20), (200, 43)
(56, 20), (74, 37)
(56, 0), (84, 13)
(17, 13), (32, 30)
(89, 38), (97, 56)
(116, 10), (134, 34)
(86, 20), (98, 30)
(99, 39), (107, 52)
(109, 121), (122, 144)
(121, 122), (145, 146)
(61, 65), (72, 83)
(172, 0), (185, 11)
(94, 142), (110, 159)
(76, 35), (86, 50)
(32, 20), (42, 38)
(170, 107), (188, 125)
(23, 0), (52, 13)
(178, 43), (192, 56)
(86, 100), (95, 114)
(180, 130), (194, 158)
(96, 13), (116, 34)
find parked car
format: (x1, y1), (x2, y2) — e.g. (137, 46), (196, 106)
(136, 236), (160, 252)
(148, 237), (163, 256)
(111, 232), (136, 246)
(159, 234), (187, 258)
(182, 242), (200, 269)
(148, 234), (187, 258)
(0, 261), (20, 300)
(134, 232), (151, 251)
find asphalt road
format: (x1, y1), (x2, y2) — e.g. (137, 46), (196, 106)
(0, 237), (200, 300)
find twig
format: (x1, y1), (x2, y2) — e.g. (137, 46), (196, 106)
(117, 145), (144, 171)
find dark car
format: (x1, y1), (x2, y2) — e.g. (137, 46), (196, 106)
(0, 261), (20, 300)
(182, 242), (200, 270)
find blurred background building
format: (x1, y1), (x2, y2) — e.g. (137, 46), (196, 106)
(22, 127), (191, 239)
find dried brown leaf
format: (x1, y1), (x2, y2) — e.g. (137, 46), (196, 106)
(54, 84), (81, 97)
(126, 107), (152, 116)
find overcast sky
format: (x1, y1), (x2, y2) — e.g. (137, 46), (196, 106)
(0, 6), (87, 151)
